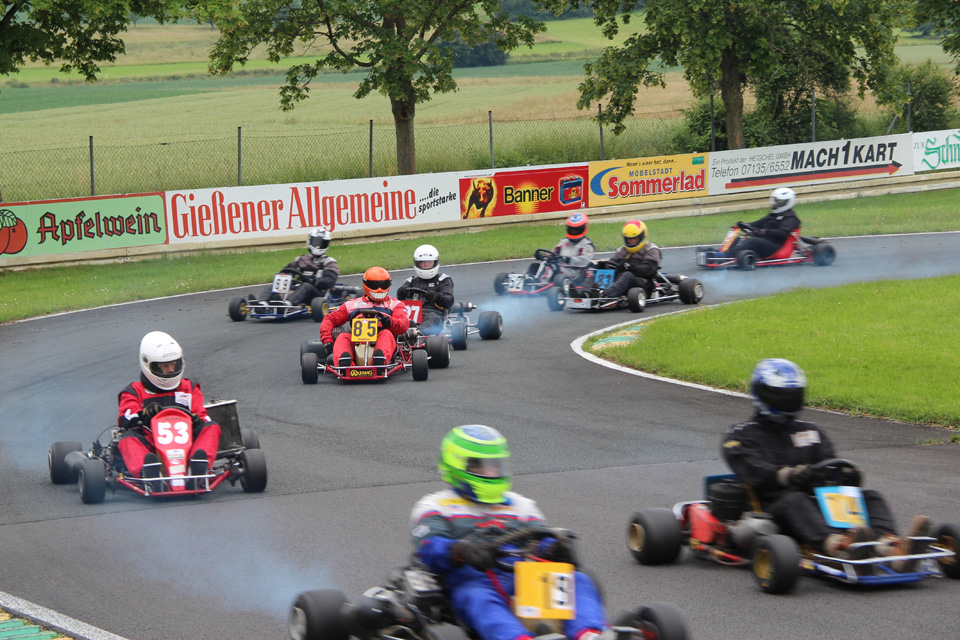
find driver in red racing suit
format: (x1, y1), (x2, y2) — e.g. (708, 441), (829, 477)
(117, 331), (221, 480)
(319, 266), (410, 368)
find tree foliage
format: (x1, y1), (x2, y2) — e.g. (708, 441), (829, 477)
(915, 0), (960, 72)
(440, 33), (509, 68)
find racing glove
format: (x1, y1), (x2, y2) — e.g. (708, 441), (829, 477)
(540, 538), (574, 564)
(777, 464), (814, 488)
(737, 221), (749, 230)
(450, 540), (498, 570)
(322, 342), (334, 357)
(139, 403), (163, 425)
(562, 255), (572, 264)
(190, 413), (206, 430)
(380, 315), (392, 329)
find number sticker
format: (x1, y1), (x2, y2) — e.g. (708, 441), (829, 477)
(508, 274), (525, 291)
(513, 561), (575, 620)
(155, 419), (191, 446)
(594, 269), (615, 289)
(814, 486), (869, 528)
(272, 273), (294, 294)
(405, 300), (423, 324)
(351, 317), (379, 342)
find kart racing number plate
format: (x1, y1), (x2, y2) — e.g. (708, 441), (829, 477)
(720, 228), (739, 253)
(351, 317), (379, 343)
(272, 273), (294, 294)
(594, 269), (615, 289)
(814, 486), (870, 529)
(513, 561), (575, 620)
(566, 298), (592, 309)
(508, 274), (525, 292)
(405, 300), (423, 324)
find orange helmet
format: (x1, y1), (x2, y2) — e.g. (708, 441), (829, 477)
(566, 212), (589, 240)
(362, 266), (391, 301)
(622, 220), (648, 253)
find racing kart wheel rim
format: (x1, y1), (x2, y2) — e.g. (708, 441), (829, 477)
(628, 523), (646, 553)
(753, 548), (773, 581)
(288, 606), (308, 640)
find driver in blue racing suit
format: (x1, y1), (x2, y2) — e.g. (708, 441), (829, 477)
(411, 425), (607, 640)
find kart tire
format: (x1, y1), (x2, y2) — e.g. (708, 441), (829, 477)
(813, 242), (836, 266)
(78, 457), (106, 504)
(678, 278), (704, 304)
(547, 286), (565, 311)
(310, 297), (328, 322)
(628, 508), (682, 565)
(301, 353), (320, 384)
(615, 602), (688, 640)
(289, 589), (349, 640)
(477, 311), (503, 340)
(736, 250), (758, 271)
(664, 274), (682, 285)
(627, 288), (647, 312)
(241, 428), (261, 450)
(933, 523), (960, 579)
(412, 349), (429, 381)
(751, 534), (799, 594)
(450, 322), (468, 351)
(49, 441), (83, 484)
(426, 335), (451, 369)
(228, 297), (248, 322)
(301, 339), (327, 361)
(239, 448), (268, 493)
(493, 272), (510, 296)
(423, 624), (470, 640)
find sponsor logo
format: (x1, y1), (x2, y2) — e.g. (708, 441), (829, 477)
(348, 369), (376, 378)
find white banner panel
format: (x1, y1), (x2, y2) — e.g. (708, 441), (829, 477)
(913, 129), (960, 173)
(164, 174), (461, 244)
(708, 134), (914, 195)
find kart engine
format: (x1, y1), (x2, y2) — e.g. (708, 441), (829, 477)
(728, 515), (780, 550)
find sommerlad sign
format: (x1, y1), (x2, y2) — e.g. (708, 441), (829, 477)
(912, 129), (960, 172)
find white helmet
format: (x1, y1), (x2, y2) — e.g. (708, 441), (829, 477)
(413, 244), (440, 279)
(770, 187), (796, 214)
(308, 228), (332, 257)
(139, 331), (184, 391)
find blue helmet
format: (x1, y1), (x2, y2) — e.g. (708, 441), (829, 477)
(750, 359), (806, 423)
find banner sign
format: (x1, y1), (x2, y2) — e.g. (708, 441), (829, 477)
(912, 129), (960, 172)
(164, 174), (460, 244)
(708, 133), (914, 195)
(588, 154), (708, 207)
(458, 165), (589, 219)
(0, 193), (166, 260)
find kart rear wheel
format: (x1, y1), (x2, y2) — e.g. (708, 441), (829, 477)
(678, 278), (704, 304)
(813, 242), (836, 266)
(736, 250), (758, 271)
(426, 335), (451, 369)
(239, 448), (268, 493)
(301, 353), (320, 384)
(310, 297), (328, 322)
(547, 286), (566, 311)
(78, 457), (106, 504)
(241, 429), (261, 450)
(626, 288), (646, 312)
(301, 339), (327, 361)
(493, 272), (510, 296)
(477, 311), (503, 339)
(615, 602), (688, 640)
(228, 297), (248, 322)
(49, 441), (83, 484)
(450, 322), (468, 351)
(628, 508), (682, 565)
(289, 589), (348, 640)
(933, 523), (960, 579)
(751, 534), (799, 594)
(412, 349), (429, 381)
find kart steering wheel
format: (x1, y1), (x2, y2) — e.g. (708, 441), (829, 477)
(346, 308), (394, 327)
(736, 222), (755, 234)
(534, 248), (560, 262)
(401, 286), (433, 301)
(470, 526), (579, 571)
(809, 458), (862, 487)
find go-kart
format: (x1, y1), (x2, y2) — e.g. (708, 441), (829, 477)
(696, 224), (836, 271)
(626, 459), (959, 594)
(300, 309), (430, 383)
(289, 526), (688, 640)
(548, 262), (704, 313)
(494, 249), (584, 297)
(48, 401), (267, 504)
(401, 287), (503, 351)
(228, 268), (360, 322)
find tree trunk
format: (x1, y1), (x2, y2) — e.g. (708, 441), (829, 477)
(720, 46), (746, 150)
(391, 80), (417, 175)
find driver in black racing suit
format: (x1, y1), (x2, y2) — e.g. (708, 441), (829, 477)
(256, 227), (340, 306)
(396, 244), (454, 335)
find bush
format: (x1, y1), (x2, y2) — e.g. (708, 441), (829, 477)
(883, 60), (960, 133)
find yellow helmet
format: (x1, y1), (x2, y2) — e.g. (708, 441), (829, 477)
(622, 220), (647, 253)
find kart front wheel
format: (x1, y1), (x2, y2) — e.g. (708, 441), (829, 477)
(301, 353), (320, 384)
(933, 523), (960, 579)
(49, 441), (83, 484)
(78, 457), (106, 504)
(628, 508), (682, 565)
(751, 534), (799, 594)
(450, 323), (468, 351)
(547, 286), (565, 311)
(425, 335), (451, 369)
(627, 288), (646, 312)
(241, 428), (261, 450)
(813, 242), (836, 266)
(239, 448), (268, 493)
(736, 250), (758, 271)
(477, 311), (503, 340)
(228, 297), (248, 322)
(412, 349), (429, 381)
(493, 272), (510, 296)
(310, 297), (328, 322)
(615, 602), (688, 640)
(289, 589), (349, 640)
(678, 278), (704, 304)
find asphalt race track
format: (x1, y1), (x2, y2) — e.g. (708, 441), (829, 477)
(1, 232), (959, 640)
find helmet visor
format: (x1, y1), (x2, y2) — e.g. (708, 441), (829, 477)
(625, 230), (645, 247)
(415, 259), (437, 271)
(466, 457), (509, 479)
(149, 358), (183, 380)
(759, 383), (805, 414)
(309, 236), (330, 251)
(772, 197), (790, 210)
(363, 278), (391, 291)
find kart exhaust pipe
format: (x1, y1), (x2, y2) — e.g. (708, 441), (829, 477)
(64, 450), (88, 474)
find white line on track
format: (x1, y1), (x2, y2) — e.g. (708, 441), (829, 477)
(0, 591), (130, 640)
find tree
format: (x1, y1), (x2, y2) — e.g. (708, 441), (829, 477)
(190, 1), (544, 175)
(915, 0), (960, 72)
(541, 0), (902, 149)
(0, 1), (174, 81)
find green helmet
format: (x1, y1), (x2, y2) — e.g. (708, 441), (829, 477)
(439, 425), (512, 504)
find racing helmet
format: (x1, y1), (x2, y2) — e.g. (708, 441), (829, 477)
(413, 244), (440, 280)
(622, 220), (648, 253)
(566, 212), (589, 241)
(308, 227), (332, 257)
(139, 331), (184, 392)
(439, 425), (512, 504)
(750, 358), (807, 424)
(770, 187), (796, 214)
(362, 266), (392, 301)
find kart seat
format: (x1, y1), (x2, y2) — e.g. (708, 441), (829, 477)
(765, 228), (802, 260)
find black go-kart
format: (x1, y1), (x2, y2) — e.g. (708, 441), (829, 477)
(289, 526), (688, 640)
(548, 262), (704, 313)
(494, 249), (584, 297)
(228, 267), (360, 322)
(400, 287), (503, 351)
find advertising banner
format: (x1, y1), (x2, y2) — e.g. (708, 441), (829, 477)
(0, 193), (166, 261)
(912, 129), (960, 172)
(165, 174), (460, 244)
(708, 133), (914, 195)
(458, 165), (589, 219)
(588, 154), (708, 207)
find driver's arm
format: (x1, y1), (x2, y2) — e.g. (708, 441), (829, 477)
(434, 275), (455, 309)
(316, 259), (340, 291)
(567, 239), (595, 269)
(411, 502), (461, 574)
(388, 302), (410, 335)
(721, 425), (785, 493)
(396, 279), (411, 300)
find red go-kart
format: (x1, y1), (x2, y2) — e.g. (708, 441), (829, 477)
(696, 225), (836, 271)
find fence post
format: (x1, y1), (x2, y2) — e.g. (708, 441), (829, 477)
(237, 126), (242, 187)
(488, 111), (494, 169)
(598, 103), (605, 161)
(710, 94), (716, 152)
(907, 80), (913, 132)
(89, 136), (95, 196)
(369, 120), (374, 178)
(811, 87), (816, 143)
